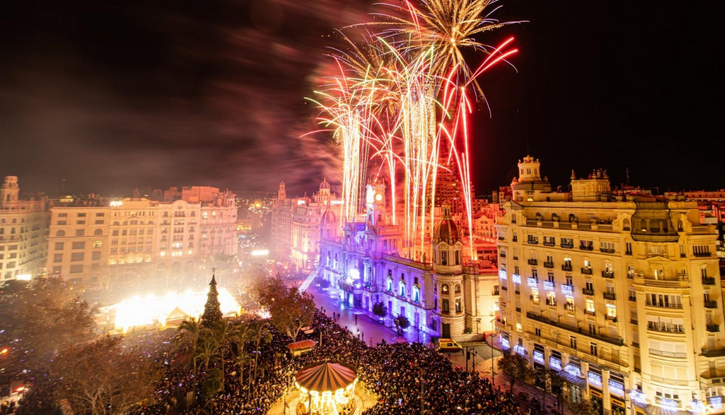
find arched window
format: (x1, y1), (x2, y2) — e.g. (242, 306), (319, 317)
(455, 284), (461, 295)
(387, 277), (393, 293)
(641, 219), (647, 231)
(677, 219), (684, 232)
(413, 285), (420, 302)
(569, 214), (577, 223)
(441, 284), (449, 294)
(56, 230), (65, 237)
(94, 229), (102, 236)
(399, 282), (406, 297)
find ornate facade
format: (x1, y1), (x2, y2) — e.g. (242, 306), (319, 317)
(496, 156), (723, 415)
(319, 183), (499, 338)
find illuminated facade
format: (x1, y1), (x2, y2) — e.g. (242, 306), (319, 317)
(47, 187), (237, 288)
(271, 179), (343, 270)
(0, 176), (48, 280)
(496, 156), (723, 415)
(319, 184), (499, 338)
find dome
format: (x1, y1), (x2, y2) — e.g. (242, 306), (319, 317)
(435, 204), (459, 244)
(321, 208), (337, 227)
(319, 177), (331, 190)
(436, 218), (460, 244)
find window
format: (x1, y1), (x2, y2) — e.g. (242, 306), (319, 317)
(586, 299), (595, 314)
(69, 264), (83, 274)
(535, 327), (541, 336)
(96, 213), (105, 217)
(601, 241), (615, 252)
(606, 304), (617, 319)
(546, 291), (556, 306)
(58, 213), (68, 218)
(92, 251), (101, 261)
(454, 284), (461, 294)
(76, 220), (86, 225)
(561, 237), (573, 248)
(455, 299), (461, 313)
(570, 336), (577, 349)
(412, 286), (420, 303)
(625, 242), (632, 255)
(399, 282), (406, 297)
(564, 298), (574, 312)
(531, 289), (540, 305)
(590, 342), (598, 356)
(54, 242), (64, 250)
(387, 277), (393, 293)
(56, 230), (66, 237)
(93, 241), (102, 248)
(72, 242), (85, 250)
(442, 299), (450, 313)
(75, 229), (84, 236)
(585, 280), (594, 291)
(442, 284), (449, 294)
(565, 275), (573, 286)
(71, 252), (84, 262)
(53, 253), (63, 263)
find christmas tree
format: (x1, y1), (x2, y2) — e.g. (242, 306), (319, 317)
(201, 271), (223, 329)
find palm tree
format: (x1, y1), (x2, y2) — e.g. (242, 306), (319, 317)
(175, 317), (201, 375)
(235, 349), (253, 386)
(231, 319), (254, 354)
(212, 319), (231, 391)
(252, 321), (272, 385)
(195, 334), (220, 371)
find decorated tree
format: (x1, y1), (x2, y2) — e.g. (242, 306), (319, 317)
(373, 302), (387, 321)
(394, 314), (410, 336)
(201, 273), (223, 330)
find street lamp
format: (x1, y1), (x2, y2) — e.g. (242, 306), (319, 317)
(488, 333), (498, 387)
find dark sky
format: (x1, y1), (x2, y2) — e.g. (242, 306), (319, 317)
(1, 0), (723, 197)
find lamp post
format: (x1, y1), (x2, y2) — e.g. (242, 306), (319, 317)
(488, 333), (498, 387)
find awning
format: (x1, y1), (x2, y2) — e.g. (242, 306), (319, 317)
(295, 362), (357, 393)
(644, 406), (689, 415)
(558, 371), (586, 387)
(288, 340), (317, 351)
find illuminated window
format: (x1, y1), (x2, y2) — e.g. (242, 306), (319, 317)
(586, 299), (595, 314)
(516, 323), (522, 332)
(546, 291), (556, 306)
(412, 286), (420, 303)
(442, 284), (449, 294)
(531, 289), (540, 305)
(399, 282), (406, 297)
(93, 241), (102, 248)
(387, 277), (393, 293)
(606, 304), (617, 319)
(564, 298), (574, 312)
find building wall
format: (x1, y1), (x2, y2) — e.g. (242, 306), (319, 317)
(0, 176), (48, 280)
(496, 157), (724, 414)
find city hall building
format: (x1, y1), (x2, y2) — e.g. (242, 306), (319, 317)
(319, 183), (500, 339)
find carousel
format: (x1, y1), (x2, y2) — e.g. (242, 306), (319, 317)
(294, 362), (358, 415)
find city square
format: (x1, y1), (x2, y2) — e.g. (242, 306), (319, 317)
(0, 0), (723, 415)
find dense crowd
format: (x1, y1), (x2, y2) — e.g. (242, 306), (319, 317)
(16, 308), (523, 415)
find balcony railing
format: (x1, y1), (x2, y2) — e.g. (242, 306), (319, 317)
(648, 324), (685, 334)
(649, 349), (687, 359)
(694, 251), (712, 257)
(528, 259), (538, 266)
(582, 288), (594, 296)
(646, 302), (683, 309)
(603, 292), (616, 300)
(629, 296), (636, 302)
(705, 300), (718, 309)
(562, 265), (573, 272)
(525, 311), (623, 346)
(561, 243), (574, 249)
(544, 261), (554, 268)
(600, 248), (616, 253)
(581, 268), (593, 275)
(528, 239), (539, 245)
(602, 271), (614, 279)
(584, 310), (596, 316)
(605, 315), (617, 322)
(579, 245), (594, 251)
(708, 324), (720, 333)
(703, 276), (716, 285)
(543, 241), (555, 247)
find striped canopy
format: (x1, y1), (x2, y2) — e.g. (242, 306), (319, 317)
(295, 362), (357, 392)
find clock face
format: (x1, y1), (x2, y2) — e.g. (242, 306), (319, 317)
(375, 193), (383, 202)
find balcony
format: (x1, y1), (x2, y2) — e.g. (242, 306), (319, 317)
(581, 268), (593, 275)
(625, 250), (633, 256)
(579, 245), (594, 251)
(513, 256), (519, 260)
(561, 243), (574, 249)
(600, 248), (616, 254)
(543, 241), (555, 247)
(630, 318), (638, 324)
(629, 296), (636, 302)
(501, 285), (508, 291)
(702, 348), (725, 358)
(705, 300), (718, 309)
(562, 265), (573, 272)
(528, 259), (538, 266)
(527, 239), (539, 245)
(525, 311), (623, 346)
(584, 310), (596, 316)
(703, 276), (716, 285)
(500, 252), (506, 258)
(708, 324), (720, 333)
(694, 251), (712, 258)
(648, 323), (685, 334)
(601, 271), (614, 279)
(603, 292), (616, 300)
(606, 315), (617, 322)
(582, 288), (594, 296)
(544, 261), (554, 268)
(516, 307), (521, 313)
(646, 301), (683, 309)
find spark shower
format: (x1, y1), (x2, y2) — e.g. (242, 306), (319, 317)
(308, 0), (520, 260)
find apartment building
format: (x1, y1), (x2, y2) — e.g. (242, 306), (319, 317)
(496, 156), (722, 415)
(47, 187), (237, 289)
(0, 176), (48, 280)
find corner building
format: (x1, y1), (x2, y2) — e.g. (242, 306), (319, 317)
(496, 156), (722, 415)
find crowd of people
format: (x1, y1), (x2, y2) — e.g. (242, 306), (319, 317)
(15, 307), (525, 415)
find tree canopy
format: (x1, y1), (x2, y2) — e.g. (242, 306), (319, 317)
(255, 275), (315, 340)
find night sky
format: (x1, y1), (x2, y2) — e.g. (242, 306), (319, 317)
(1, 0), (723, 197)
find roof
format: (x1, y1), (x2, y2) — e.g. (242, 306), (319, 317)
(287, 340), (317, 350)
(295, 362), (357, 392)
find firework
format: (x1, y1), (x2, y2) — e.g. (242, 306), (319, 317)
(309, 0), (519, 260)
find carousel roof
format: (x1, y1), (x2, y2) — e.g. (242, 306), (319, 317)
(295, 362), (357, 393)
